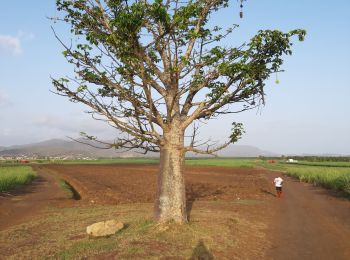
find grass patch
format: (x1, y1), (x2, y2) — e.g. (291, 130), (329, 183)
(0, 201), (268, 259)
(259, 160), (350, 195)
(49, 158), (159, 165)
(285, 166), (350, 195)
(58, 179), (74, 198)
(288, 161), (350, 168)
(185, 158), (257, 168)
(57, 235), (119, 259)
(0, 166), (37, 193)
(59, 158), (258, 168)
(1, 158), (260, 168)
(57, 179), (81, 199)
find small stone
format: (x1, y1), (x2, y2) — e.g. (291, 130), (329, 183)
(86, 220), (124, 237)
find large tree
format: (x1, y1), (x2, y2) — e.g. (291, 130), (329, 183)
(52, 0), (305, 223)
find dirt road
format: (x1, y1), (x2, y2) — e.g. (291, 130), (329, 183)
(0, 166), (68, 230)
(266, 173), (350, 260)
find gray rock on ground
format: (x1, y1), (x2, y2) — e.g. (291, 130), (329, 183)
(86, 220), (124, 237)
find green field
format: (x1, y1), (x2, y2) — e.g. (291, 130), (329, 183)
(50, 158), (160, 165)
(0, 158), (160, 165)
(260, 160), (350, 195)
(0, 166), (37, 193)
(284, 166), (350, 195)
(185, 158), (257, 168)
(286, 161), (350, 167)
(51, 157), (257, 168)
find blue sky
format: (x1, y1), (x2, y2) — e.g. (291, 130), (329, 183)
(0, 0), (349, 155)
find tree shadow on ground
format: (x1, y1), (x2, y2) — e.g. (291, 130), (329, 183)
(186, 183), (223, 220)
(190, 239), (214, 260)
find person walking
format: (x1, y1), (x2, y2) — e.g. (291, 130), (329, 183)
(273, 176), (284, 198)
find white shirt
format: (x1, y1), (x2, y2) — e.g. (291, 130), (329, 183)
(274, 177), (283, 187)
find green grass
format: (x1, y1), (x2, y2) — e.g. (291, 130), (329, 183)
(285, 166), (350, 195)
(58, 179), (75, 199)
(257, 160), (286, 171)
(0, 158), (160, 166)
(287, 161), (350, 167)
(259, 160), (350, 195)
(1, 158), (259, 168)
(50, 157), (255, 167)
(185, 158), (257, 168)
(48, 158), (160, 165)
(51, 158), (257, 167)
(0, 166), (37, 192)
(0, 201), (268, 259)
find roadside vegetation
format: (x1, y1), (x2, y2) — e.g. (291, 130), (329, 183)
(286, 161), (350, 167)
(260, 160), (350, 196)
(57, 179), (76, 199)
(0, 166), (37, 193)
(284, 166), (350, 195)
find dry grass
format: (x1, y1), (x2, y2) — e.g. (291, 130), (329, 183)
(0, 200), (270, 259)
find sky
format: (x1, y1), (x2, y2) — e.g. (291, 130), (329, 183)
(0, 0), (349, 155)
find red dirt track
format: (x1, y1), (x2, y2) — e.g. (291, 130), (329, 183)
(0, 168), (68, 229)
(266, 173), (350, 260)
(1, 164), (350, 259)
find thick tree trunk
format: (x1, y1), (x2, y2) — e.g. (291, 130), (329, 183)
(154, 125), (187, 223)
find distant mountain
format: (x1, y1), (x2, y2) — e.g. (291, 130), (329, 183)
(0, 139), (125, 158)
(217, 145), (278, 157)
(0, 139), (277, 158)
(186, 144), (277, 158)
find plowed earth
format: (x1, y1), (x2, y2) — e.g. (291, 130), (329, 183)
(43, 164), (269, 205)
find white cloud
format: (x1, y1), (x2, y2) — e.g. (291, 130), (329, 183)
(0, 31), (35, 56)
(0, 34), (22, 55)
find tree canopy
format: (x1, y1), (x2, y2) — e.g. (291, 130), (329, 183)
(52, 0), (305, 154)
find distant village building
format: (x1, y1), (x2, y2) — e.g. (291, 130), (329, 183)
(287, 158), (298, 163)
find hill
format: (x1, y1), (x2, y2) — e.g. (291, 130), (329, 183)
(0, 139), (278, 158)
(216, 145), (277, 157)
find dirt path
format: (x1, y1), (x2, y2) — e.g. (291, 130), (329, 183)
(0, 166), (69, 230)
(266, 173), (350, 260)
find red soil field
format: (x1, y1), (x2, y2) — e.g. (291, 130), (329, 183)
(43, 164), (271, 205)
